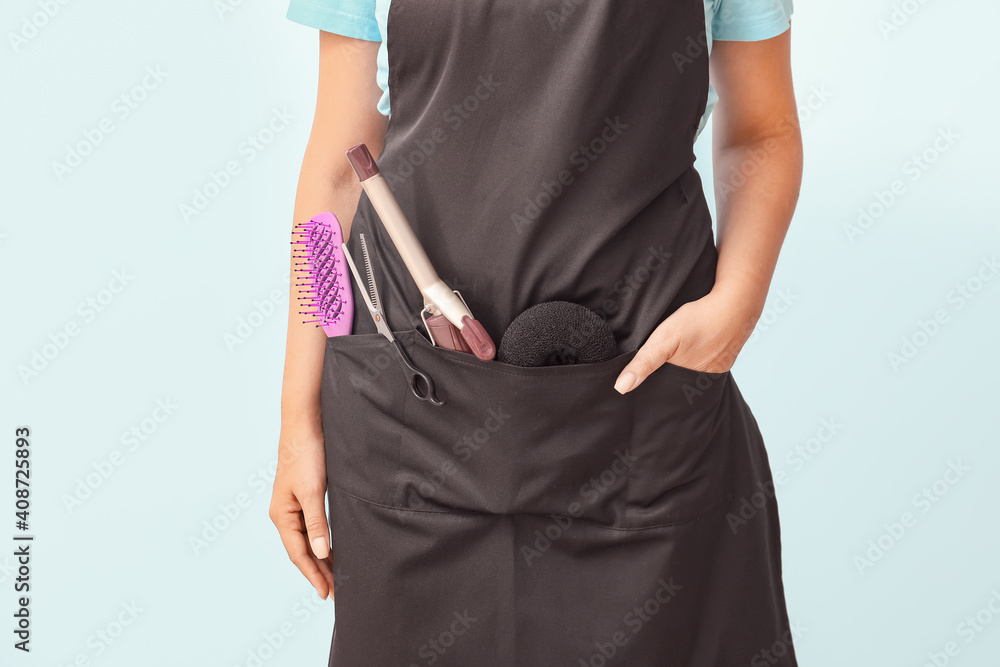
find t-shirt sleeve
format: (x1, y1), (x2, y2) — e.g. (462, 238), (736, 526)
(711, 0), (793, 42)
(286, 0), (381, 42)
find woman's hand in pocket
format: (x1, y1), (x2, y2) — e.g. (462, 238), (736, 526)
(614, 288), (760, 394)
(269, 422), (336, 600)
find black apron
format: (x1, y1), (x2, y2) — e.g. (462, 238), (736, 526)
(321, 1), (798, 665)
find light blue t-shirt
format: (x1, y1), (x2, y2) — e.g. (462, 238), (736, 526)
(287, 0), (793, 139)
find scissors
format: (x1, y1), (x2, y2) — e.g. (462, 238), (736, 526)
(342, 234), (445, 407)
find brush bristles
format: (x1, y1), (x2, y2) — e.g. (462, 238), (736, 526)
(292, 218), (348, 328)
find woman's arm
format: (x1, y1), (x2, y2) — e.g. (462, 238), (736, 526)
(614, 29), (802, 393)
(280, 31), (388, 430)
(709, 29), (802, 339)
(271, 30), (388, 599)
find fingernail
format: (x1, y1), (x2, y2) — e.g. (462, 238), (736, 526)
(312, 536), (328, 557)
(614, 371), (635, 394)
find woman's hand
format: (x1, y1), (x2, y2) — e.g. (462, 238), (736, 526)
(613, 287), (760, 394)
(269, 422), (336, 600)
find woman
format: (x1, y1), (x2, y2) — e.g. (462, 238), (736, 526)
(271, 1), (803, 664)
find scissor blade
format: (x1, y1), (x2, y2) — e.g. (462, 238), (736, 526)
(345, 237), (393, 341)
(358, 235), (394, 340)
(359, 234), (382, 313)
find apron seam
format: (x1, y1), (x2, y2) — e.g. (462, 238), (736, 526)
(410, 336), (638, 379)
(329, 477), (733, 531)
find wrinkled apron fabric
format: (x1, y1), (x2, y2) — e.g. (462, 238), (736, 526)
(321, 1), (798, 665)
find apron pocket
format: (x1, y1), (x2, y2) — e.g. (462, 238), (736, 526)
(321, 327), (735, 528)
(624, 359), (736, 527)
(393, 328), (736, 530)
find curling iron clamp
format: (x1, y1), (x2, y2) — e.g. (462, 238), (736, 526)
(345, 143), (496, 362)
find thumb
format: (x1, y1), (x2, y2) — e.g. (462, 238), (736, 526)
(614, 333), (676, 395)
(299, 487), (332, 559)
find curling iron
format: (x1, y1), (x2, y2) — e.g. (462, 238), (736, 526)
(345, 143), (496, 362)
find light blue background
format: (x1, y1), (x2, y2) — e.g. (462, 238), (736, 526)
(2, 1), (999, 666)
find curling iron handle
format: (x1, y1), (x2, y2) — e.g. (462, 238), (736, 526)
(362, 176), (440, 289)
(425, 314), (473, 354)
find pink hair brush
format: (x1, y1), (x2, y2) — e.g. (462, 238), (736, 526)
(292, 212), (353, 336)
